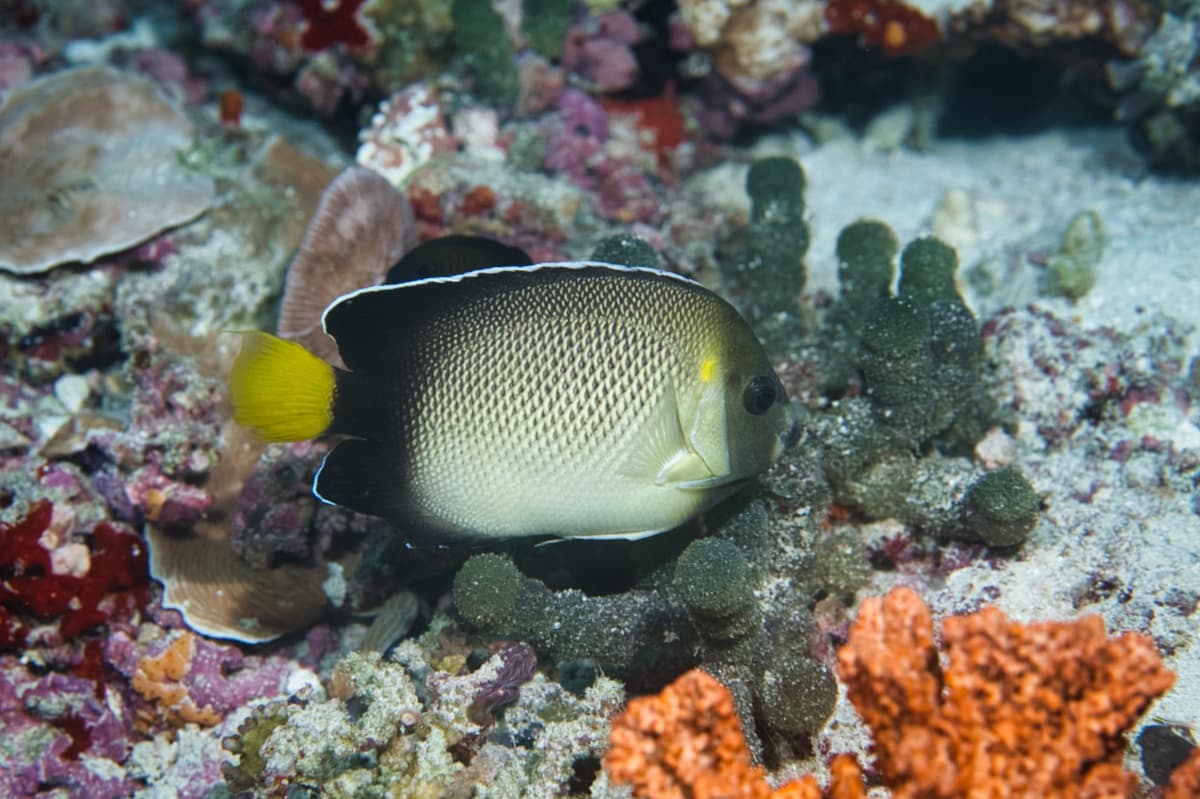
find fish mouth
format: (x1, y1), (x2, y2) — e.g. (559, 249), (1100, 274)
(777, 402), (804, 456)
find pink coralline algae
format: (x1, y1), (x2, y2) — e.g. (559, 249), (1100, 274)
(107, 629), (300, 731)
(543, 89), (664, 224)
(561, 10), (642, 94)
(0, 663), (139, 798)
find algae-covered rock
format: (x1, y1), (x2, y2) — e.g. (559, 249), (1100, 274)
(963, 465), (1040, 547)
(1041, 210), (1104, 301)
(453, 0), (519, 106)
(591, 233), (660, 267)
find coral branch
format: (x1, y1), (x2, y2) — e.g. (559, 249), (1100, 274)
(604, 669), (855, 799)
(837, 587), (1175, 799)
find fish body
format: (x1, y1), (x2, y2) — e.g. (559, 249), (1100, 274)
(232, 262), (792, 542)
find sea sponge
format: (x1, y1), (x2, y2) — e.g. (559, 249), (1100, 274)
(672, 537), (755, 638)
(0, 65), (213, 274)
(898, 236), (960, 306)
(835, 219), (897, 311)
(724, 155), (809, 322)
(962, 465), (1040, 547)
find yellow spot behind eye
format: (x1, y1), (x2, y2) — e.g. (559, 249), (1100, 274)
(699, 356), (718, 383)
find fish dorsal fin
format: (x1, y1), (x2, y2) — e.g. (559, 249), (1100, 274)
(620, 382), (715, 487)
(384, 235), (532, 284)
(322, 262), (704, 374)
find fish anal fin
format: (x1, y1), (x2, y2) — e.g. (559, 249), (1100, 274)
(313, 438), (405, 522)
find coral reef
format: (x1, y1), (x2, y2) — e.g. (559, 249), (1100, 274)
(223, 624), (625, 797)
(0, 2), (1195, 796)
(0, 65), (213, 274)
(837, 586), (1175, 798)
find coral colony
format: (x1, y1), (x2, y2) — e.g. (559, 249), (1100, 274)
(2, 0), (1200, 797)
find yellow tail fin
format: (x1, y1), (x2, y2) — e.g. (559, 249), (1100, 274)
(230, 331), (334, 442)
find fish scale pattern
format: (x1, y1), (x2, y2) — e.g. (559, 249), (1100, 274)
(369, 268), (758, 539)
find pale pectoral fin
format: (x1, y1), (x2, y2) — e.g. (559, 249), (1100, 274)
(657, 449), (717, 486)
(620, 382), (699, 484)
(687, 381), (733, 481)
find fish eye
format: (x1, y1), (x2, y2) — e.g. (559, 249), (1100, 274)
(743, 376), (778, 416)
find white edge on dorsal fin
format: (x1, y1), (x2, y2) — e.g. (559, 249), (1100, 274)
(320, 261), (704, 336)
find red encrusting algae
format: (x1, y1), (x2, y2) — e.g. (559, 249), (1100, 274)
(0, 499), (149, 649)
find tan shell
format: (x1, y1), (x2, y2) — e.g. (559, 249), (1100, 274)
(0, 65), (214, 274)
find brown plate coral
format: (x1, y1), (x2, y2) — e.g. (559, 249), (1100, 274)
(0, 65), (214, 275)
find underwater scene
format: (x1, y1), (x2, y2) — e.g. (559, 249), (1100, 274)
(2, 0), (1200, 797)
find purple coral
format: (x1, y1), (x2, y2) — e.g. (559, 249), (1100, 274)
(562, 10), (642, 94)
(0, 663), (139, 798)
(468, 643), (538, 724)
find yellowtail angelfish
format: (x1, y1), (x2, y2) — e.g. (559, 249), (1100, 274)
(230, 261), (795, 541)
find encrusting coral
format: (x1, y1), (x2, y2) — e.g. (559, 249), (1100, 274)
(604, 668), (860, 799)
(836, 586), (1176, 799)
(606, 589), (1183, 799)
